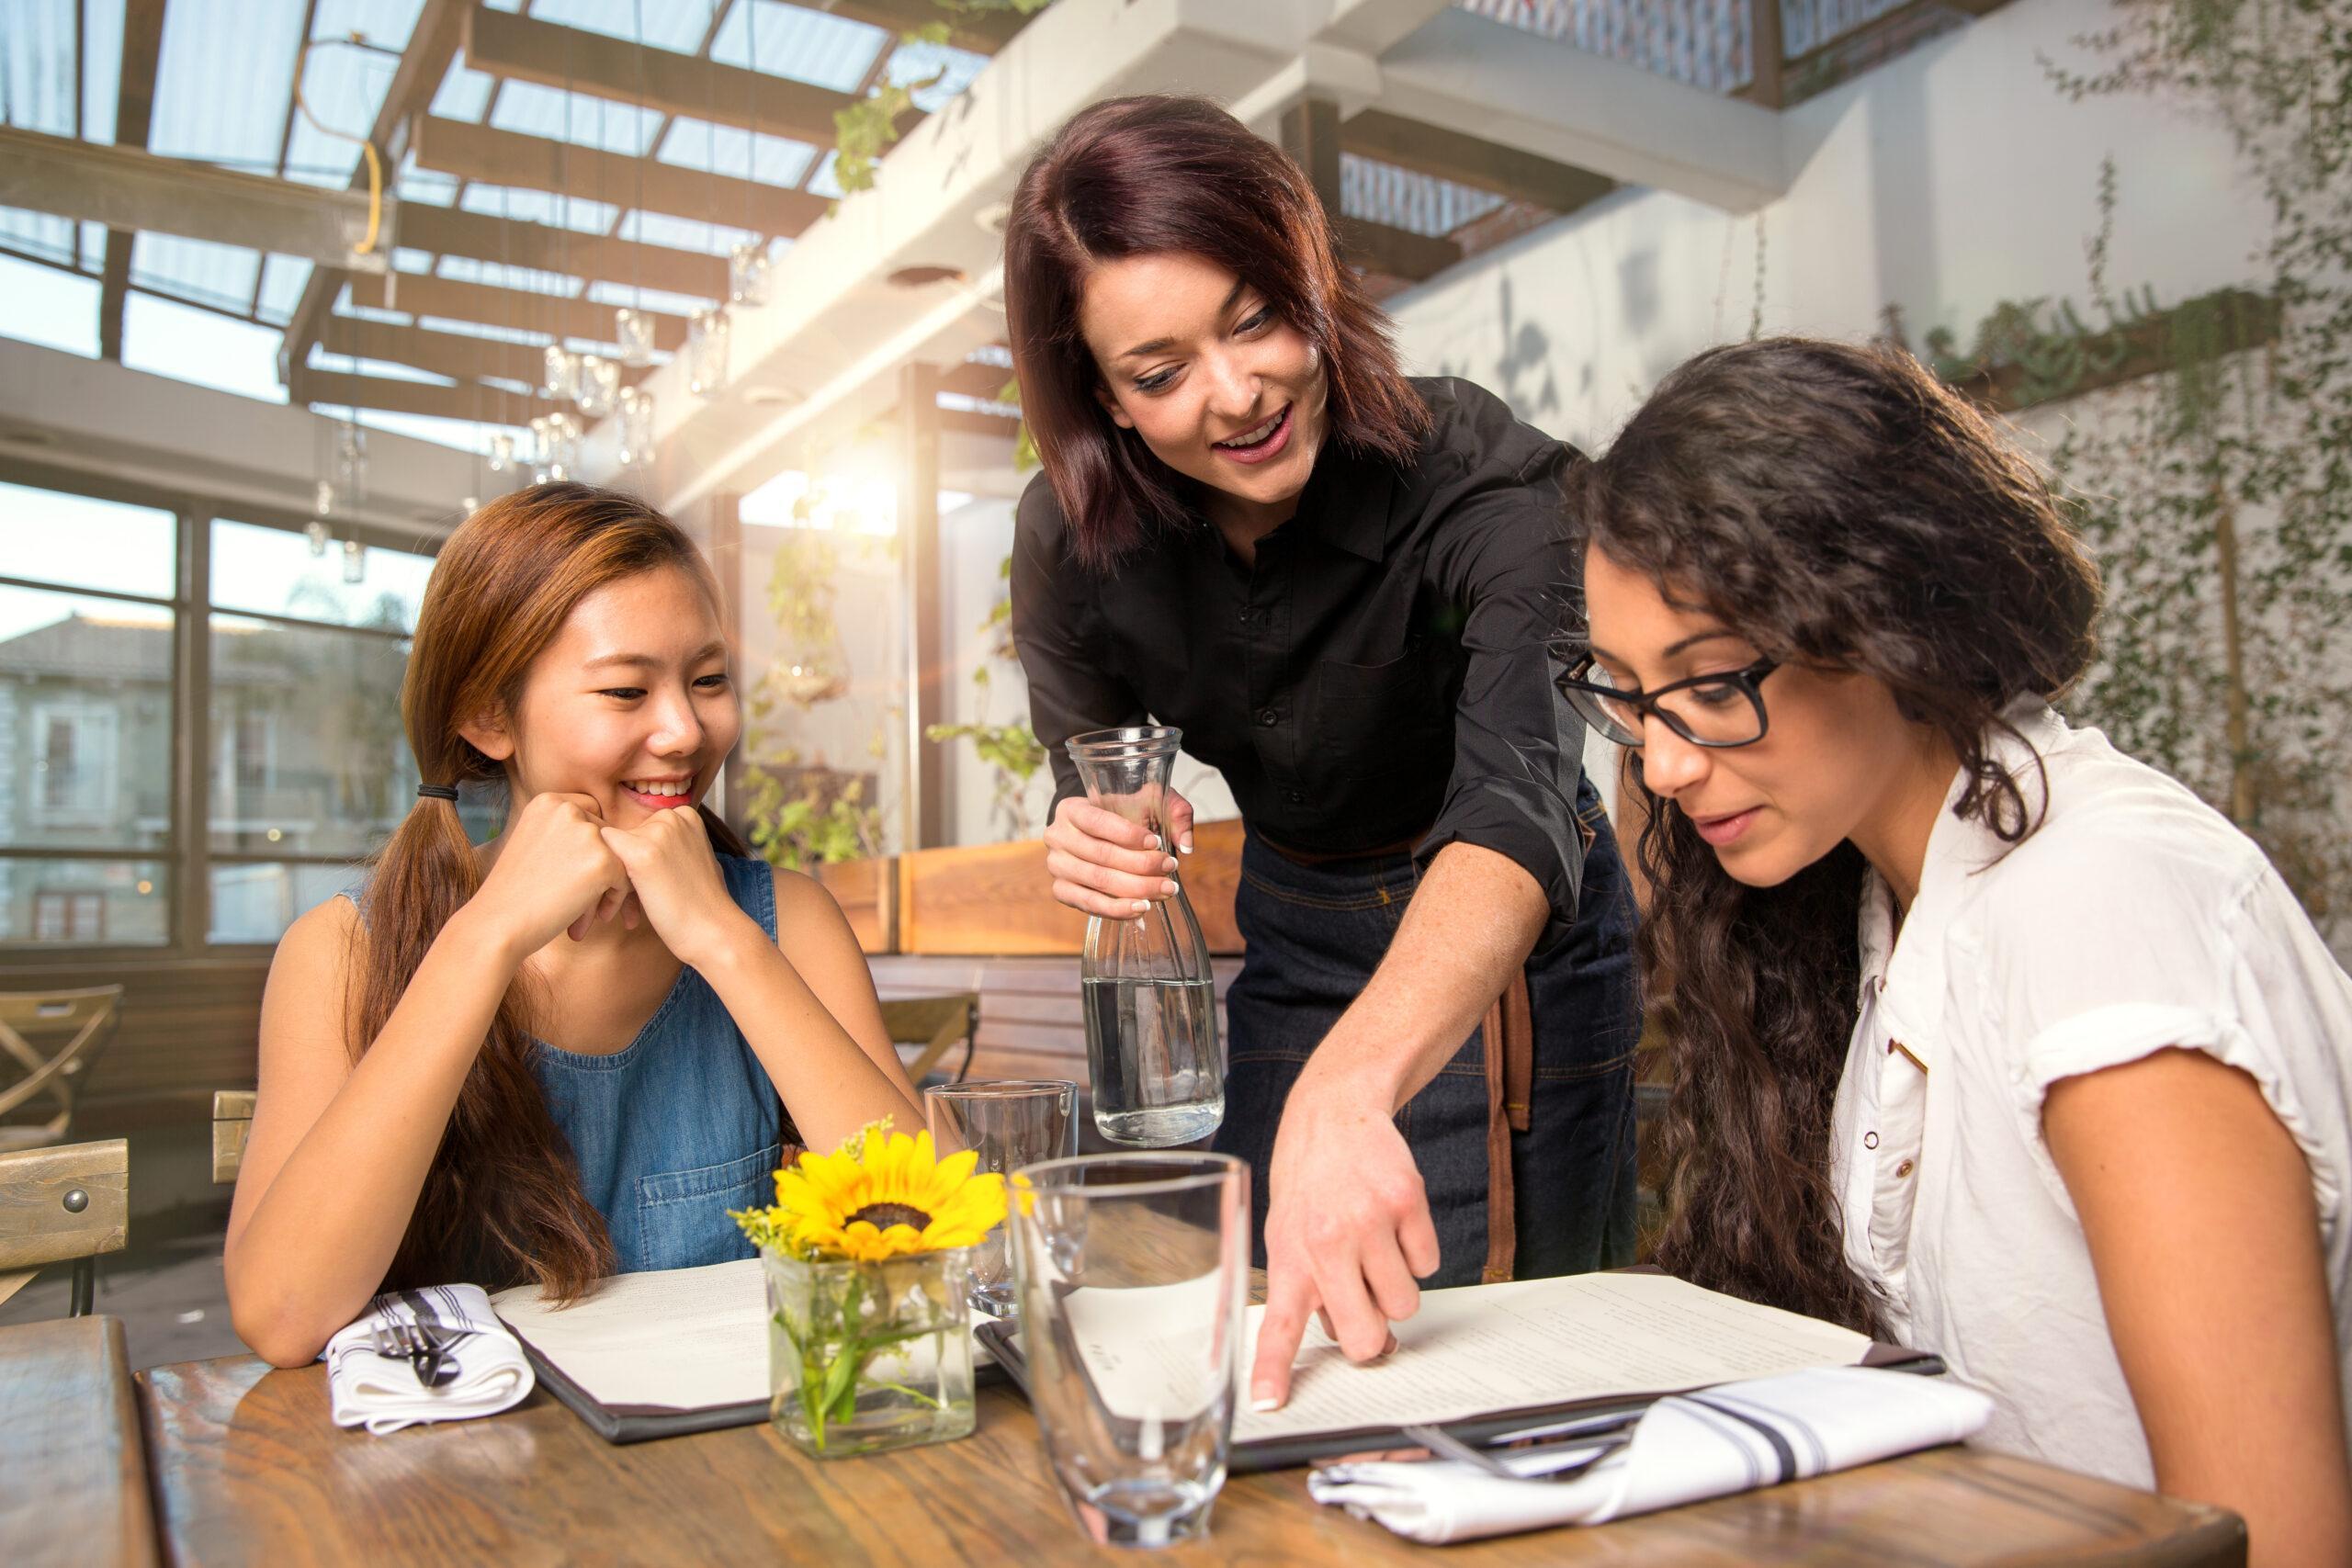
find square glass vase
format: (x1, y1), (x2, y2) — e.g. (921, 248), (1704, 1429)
(761, 1246), (977, 1459)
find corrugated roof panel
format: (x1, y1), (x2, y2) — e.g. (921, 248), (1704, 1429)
(130, 233), (264, 313)
(339, 302), (413, 327)
(712, 0), (887, 93)
(489, 78), (662, 156)
(256, 254), (315, 323)
(436, 254), (583, 296)
(79, 221), (107, 269)
(0, 209), (78, 267)
(657, 119), (817, 186)
(616, 210), (762, 256)
(121, 293), (287, 402)
(82, 0), (124, 146)
(4, 0), (79, 137)
(886, 38), (990, 113)
(458, 184), (621, 233)
(528, 0), (712, 54)
(430, 55), (497, 122)
(584, 278), (717, 317)
(394, 247), (435, 273)
(805, 153), (843, 200)
(149, 0), (305, 168)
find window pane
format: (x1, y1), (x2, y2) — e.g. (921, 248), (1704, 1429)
(0, 480), (177, 597)
(0, 586), (175, 852)
(209, 519), (435, 633)
(209, 615), (416, 854)
(0, 858), (168, 946)
(209, 861), (362, 943)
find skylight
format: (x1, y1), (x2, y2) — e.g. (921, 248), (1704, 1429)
(122, 294), (287, 403)
(710, 0), (886, 94)
(0, 254), (100, 358)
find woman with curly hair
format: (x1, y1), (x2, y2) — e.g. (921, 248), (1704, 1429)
(1566, 337), (2350, 1564)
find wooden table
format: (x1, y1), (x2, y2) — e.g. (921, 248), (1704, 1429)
(2, 1316), (158, 1568)
(135, 1356), (2246, 1566)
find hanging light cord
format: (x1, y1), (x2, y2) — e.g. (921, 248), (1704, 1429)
(293, 35), (386, 255)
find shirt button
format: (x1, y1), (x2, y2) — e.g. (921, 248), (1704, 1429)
(1283, 789), (1305, 804)
(1256, 707), (1279, 728)
(1238, 607), (1253, 624)
(1895, 1159), (1915, 1179)
(1863, 1131), (1879, 1150)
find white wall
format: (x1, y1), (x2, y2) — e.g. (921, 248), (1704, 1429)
(1385, 0), (2267, 455)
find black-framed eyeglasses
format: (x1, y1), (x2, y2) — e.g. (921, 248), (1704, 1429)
(1555, 654), (1781, 749)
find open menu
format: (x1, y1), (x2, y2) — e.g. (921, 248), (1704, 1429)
(979, 1269), (1941, 1472)
(490, 1258), (1001, 1444)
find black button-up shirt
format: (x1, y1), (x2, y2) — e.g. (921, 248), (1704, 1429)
(1012, 377), (1593, 940)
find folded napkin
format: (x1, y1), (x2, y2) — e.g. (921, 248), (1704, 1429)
(322, 1284), (537, 1436)
(1306, 1366), (1993, 1544)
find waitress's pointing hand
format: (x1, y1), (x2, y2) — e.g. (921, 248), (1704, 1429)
(1044, 794), (1193, 919)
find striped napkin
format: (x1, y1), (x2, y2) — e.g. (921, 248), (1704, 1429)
(322, 1283), (536, 1436)
(1306, 1366), (1993, 1544)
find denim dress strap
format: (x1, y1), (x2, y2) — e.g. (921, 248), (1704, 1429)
(531, 852), (787, 1274)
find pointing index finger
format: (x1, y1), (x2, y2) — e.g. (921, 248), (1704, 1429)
(1249, 1268), (1317, 1412)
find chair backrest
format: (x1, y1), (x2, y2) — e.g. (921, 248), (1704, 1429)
(878, 993), (981, 1085)
(0, 987), (125, 1145)
(0, 1137), (129, 1275)
(211, 1090), (256, 1185)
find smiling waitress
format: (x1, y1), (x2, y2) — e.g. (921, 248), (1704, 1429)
(1003, 96), (1641, 1407)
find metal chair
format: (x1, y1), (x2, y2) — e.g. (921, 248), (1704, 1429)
(0, 987), (124, 1154)
(878, 993), (981, 1087)
(0, 1137), (129, 1316)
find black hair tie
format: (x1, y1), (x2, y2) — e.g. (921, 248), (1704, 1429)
(416, 784), (459, 802)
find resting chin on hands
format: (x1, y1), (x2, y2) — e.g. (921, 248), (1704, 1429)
(597, 806), (763, 969)
(1044, 790), (1195, 919)
(467, 792), (637, 958)
(1249, 1060), (1438, 1410)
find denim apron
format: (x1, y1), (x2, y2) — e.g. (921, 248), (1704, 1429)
(1210, 775), (1641, 1286)
(530, 853), (786, 1274)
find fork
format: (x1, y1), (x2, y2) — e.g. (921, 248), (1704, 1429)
(1399, 1423), (1632, 1483)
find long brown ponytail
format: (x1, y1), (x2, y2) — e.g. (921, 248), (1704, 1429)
(357, 482), (743, 1299)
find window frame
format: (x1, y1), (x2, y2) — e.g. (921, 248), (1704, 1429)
(0, 455), (440, 958)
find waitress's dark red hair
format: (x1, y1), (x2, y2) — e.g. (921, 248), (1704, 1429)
(1004, 95), (1430, 570)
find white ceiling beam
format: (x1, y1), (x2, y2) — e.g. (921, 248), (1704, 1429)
(1378, 8), (1789, 212)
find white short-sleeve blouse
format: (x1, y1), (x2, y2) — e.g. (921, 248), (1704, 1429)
(1829, 703), (2352, 1487)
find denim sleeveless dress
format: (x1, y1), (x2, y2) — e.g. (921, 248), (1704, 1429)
(529, 852), (785, 1274)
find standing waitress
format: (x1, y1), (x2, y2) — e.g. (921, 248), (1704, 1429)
(1004, 96), (1640, 1407)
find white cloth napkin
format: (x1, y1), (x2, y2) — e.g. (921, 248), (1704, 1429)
(322, 1283), (537, 1436)
(1306, 1366), (1993, 1544)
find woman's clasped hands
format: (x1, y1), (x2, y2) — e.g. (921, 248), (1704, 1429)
(467, 793), (754, 968)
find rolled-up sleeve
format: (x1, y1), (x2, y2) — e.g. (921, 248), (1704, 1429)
(1413, 438), (1589, 949)
(1009, 478), (1148, 823)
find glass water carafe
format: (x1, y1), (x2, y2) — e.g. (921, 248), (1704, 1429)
(1066, 726), (1224, 1147)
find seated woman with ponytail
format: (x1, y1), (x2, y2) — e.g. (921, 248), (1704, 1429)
(225, 484), (923, 1367)
(1567, 339), (2351, 1564)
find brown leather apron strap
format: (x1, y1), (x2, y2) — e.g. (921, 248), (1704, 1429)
(1479, 967), (1534, 1284)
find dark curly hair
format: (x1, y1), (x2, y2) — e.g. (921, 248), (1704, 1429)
(1565, 337), (2103, 1330)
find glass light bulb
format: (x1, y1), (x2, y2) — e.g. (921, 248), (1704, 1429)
(341, 538), (367, 585)
(615, 307), (655, 367)
(541, 344), (580, 401)
(686, 307), (730, 397)
(304, 518), (330, 556)
(728, 243), (771, 307)
(574, 354), (620, 419)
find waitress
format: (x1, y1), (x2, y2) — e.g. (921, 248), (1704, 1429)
(1003, 95), (1640, 1408)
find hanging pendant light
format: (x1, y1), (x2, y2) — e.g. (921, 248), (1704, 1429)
(487, 431), (515, 473)
(575, 354), (620, 419)
(686, 308), (730, 397)
(617, 385), (658, 468)
(341, 538), (368, 586)
(728, 242), (771, 307)
(615, 307), (655, 367)
(314, 479), (336, 518)
(541, 344), (581, 402)
(305, 518), (331, 556)
(334, 423), (369, 506)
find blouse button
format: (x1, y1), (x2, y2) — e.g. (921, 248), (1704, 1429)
(1863, 1131), (1879, 1150)
(1256, 707), (1279, 728)
(1896, 1159), (1915, 1179)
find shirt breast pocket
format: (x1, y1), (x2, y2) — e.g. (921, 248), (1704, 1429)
(1312, 646), (1453, 773)
(631, 1142), (780, 1275)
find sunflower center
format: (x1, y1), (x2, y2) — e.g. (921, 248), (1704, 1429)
(847, 1201), (933, 1231)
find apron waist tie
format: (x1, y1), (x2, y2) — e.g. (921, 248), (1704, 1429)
(1480, 968), (1534, 1284)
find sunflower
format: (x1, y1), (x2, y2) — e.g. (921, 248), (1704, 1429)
(748, 1122), (1008, 1263)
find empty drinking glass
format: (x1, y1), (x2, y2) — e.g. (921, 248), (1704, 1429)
(922, 1078), (1076, 1317)
(1065, 726), (1224, 1147)
(1012, 1152), (1249, 1549)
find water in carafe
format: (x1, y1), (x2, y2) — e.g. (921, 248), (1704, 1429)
(1066, 726), (1225, 1147)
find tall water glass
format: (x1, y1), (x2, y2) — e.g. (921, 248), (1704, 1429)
(1065, 726), (1224, 1147)
(1012, 1153), (1249, 1549)
(922, 1078), (1076, 1316)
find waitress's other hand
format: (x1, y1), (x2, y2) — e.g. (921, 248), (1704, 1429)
(468, 792), (633, 958)
(1044, 792), (1193, 919)
(598, 807), (757, 968)
(1249, 1069), (1436, 1410)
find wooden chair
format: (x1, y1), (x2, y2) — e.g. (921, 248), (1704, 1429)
(0, 1138), (129, 1316)
(0, 987), (124, 1154)
(879, 994), (981, 1087)
(211, 1091), (256, 1186)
